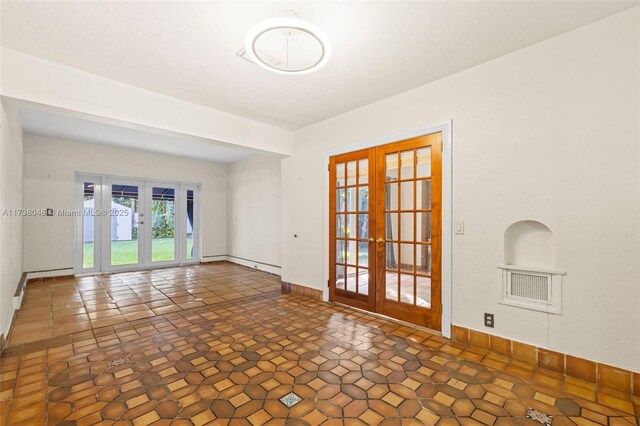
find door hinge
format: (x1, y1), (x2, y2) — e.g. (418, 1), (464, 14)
(327, 164), (330, 171)
(328, 279), (331, 288)
(440, 140), (443, 152)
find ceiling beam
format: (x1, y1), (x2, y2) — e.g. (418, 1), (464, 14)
(0, 48), (294, 156)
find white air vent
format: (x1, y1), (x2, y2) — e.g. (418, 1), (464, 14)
(498, 265), (565, 314)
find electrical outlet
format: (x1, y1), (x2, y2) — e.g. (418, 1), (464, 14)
(484, 313), (494, 328)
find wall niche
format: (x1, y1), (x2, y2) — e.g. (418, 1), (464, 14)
(499, 220), (564, 314)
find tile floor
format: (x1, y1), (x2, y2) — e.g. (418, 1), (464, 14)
(0, 263), (638, 425)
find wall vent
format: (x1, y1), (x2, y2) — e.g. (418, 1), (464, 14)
(498, 265), (564, 314)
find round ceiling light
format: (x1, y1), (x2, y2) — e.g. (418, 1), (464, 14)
(244, 13), (331, 75)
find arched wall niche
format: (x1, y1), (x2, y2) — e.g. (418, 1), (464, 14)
(504, 220), (555, 268)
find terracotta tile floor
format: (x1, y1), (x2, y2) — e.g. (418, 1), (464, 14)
(0, 263), (638, 425)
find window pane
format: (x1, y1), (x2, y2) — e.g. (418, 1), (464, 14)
(346, 214), (357, 238)
(336, 214), (345, 238)
(357, 268), (369, 295)
(358, 159), (369, 184)
(400, 150), (414, 180)
(386, 272), (399, 301)
(346, 240), (357, 265)
(399, 243), (414, 273)
(336, 240), (346, 263)
(358, 186), (369, 212)
(386, 242), (398, 271)
(358, 241), (369, 267)
(346, 187), (357, 212)
(186, 189), (194, 259)
(336, 188), (345, 212)
(336, 264), (346, 290)
(111, 184), (139, 266)
(400, 274), (415, 305)
(417, 245), (431, 275)
(400, 213), (414, 241)
(346, 266), (357, 292)
(417, 212), (431, 243)
(417, 276), (431, 307)
(336, 163), (345, 187)
(417, 147), (431, 178)
(357, 214), (369, 239)
(83, 182), (95, 269)
(386, 182), (398, 211)
(400, 181), (413, 211)
(386, 213), (398, 242)
(385, 153), (398, 182)
(346, 161), (357, 185)
(151, 187), (175, 262)
(417, 180), (431, 210)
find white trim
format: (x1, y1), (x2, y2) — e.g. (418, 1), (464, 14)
(322, 120), (453, 338)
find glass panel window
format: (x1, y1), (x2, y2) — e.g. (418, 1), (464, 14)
(416, 276), (431, 307)
(400, 150), (414, 180)
(336, 265), (346, 290)
(346, 161), (357, 185)
(417, 180), (431, 210)
(186, 189), (195, 259)
(385, 153), (398, 182)
(357, 214), (369, 239)
(346, 187), (357, 212)
(336, 241), (346, 263)
(336, 188), (346, 212)
(399, 243), (414, 273)
(358, 241), (369, 267)
(400, 181), (413, 211)
(417, 212), (431, 243)
(416, 147), (431, 178)
(83, 182), (95, 269)
(346, 214), (356, 238)
(400, 274), (415, 305)
(358, 187), (369, 212)
(111, 184), (139, 266)
(417, 245), (431, 275)
(400, 212), (414, 241)
(336, 214), (346, 237)
(151, 187), (175, 262)
(336, 163), (345, 187)
(358, 159), (369, 184)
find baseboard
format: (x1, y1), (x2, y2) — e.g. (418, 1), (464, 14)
(451, 325), (640, 397)
(281, 281), (323, 300)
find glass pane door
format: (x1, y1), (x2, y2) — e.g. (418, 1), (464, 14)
(375, 134), (442, 329)
(150, 186), (176, 263)
(109, 183), (141, 268)
(329, 149), (376, 311)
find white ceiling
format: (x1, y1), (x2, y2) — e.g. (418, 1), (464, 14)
(19, 107), (261, 163)
(2, 1), (636, 130)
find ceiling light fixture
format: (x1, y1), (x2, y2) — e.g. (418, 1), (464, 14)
(244, 11), (331, 75)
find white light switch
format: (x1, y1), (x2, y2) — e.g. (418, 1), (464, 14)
(455, 221), (465, 235)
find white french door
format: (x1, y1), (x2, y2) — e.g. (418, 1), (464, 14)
(75, 174), (201, 274)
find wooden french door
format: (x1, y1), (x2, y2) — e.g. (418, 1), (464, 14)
(329, 133), (442, 330)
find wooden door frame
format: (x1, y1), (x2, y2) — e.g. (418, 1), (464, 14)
(323, 120), (453, 338)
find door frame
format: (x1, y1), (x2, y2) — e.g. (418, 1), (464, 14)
(74, 172), (202, 275)
(323, 120), (453, 337)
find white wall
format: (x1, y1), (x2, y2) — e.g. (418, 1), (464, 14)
(281, 8), (640, 370)
(227, 156), (281, 275)
(0, 101), (24, 337)
(23, 134), (228, 272)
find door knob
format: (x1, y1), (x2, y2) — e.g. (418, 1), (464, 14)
(138, 221), (144, 225)
(368, 237), (374, 243)
(376, 237), (385, 243)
